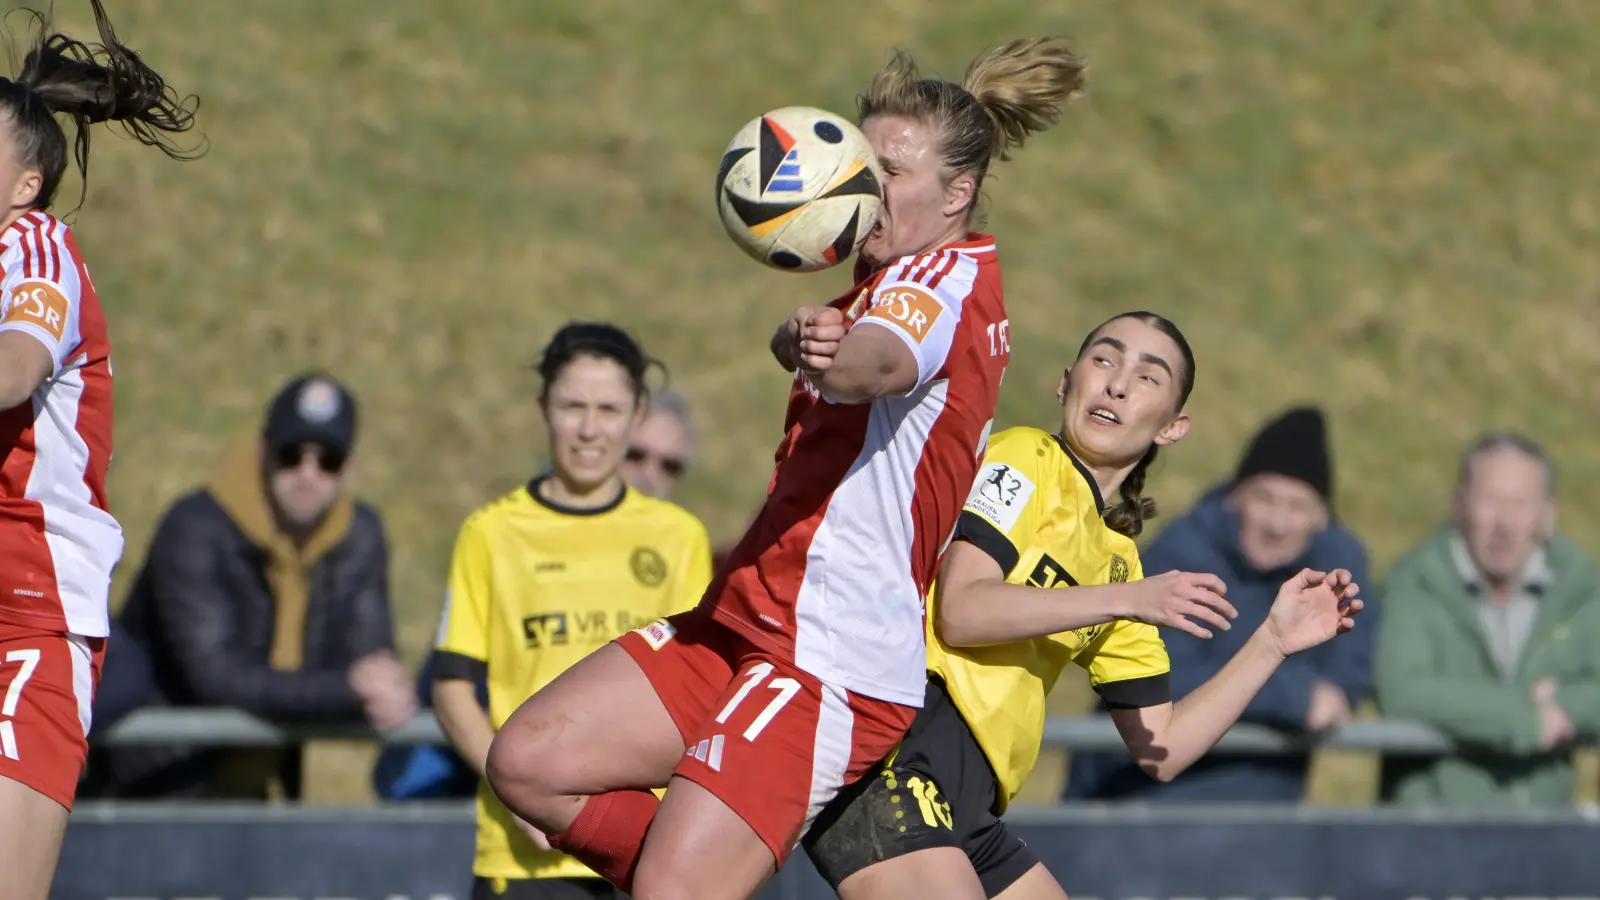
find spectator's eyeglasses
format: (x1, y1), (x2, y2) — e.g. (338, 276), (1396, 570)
(625, 446), (685, 478)
(276, 443), (347, 475)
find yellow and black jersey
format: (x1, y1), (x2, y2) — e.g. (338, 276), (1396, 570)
(927, 425), (1172, 811)
(433, 477), (712, 881)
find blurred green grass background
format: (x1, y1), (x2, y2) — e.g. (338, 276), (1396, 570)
(58, 0), (1599, 801)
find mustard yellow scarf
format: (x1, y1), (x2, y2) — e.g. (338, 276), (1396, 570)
(207, 439), (354, 671)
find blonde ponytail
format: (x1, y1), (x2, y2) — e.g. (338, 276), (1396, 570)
(961, 37), (1085, 163)
(857, 37), (1084, 223)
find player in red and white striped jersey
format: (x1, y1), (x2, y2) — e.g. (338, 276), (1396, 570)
(0, 4), (200, 898)
(488, 38), (1085, 900)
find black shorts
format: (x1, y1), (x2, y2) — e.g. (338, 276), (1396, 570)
(802, 676), (1038, 898)
(471, 876), (620, 900)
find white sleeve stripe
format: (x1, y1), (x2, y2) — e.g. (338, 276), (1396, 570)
(22, 224), (38, 279)
(29, 215), (45, 280)
(925, 253), (959, 290)
(907, 252), (933, 284)
(905, 251), (951, 286)
(900, 250), (970, 293)
(46, 218), (59, 282)
(38, 219), (50, 281)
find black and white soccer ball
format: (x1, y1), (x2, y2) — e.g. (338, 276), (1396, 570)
(716, 106), (883, 273)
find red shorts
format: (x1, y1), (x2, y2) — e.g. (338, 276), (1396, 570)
(0, 623), (105, 810)
(617, 608), (916, 867)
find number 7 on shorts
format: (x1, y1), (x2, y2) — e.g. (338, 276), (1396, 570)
(1, 649), (42, 760)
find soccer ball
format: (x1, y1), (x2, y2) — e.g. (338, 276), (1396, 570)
(715, 106), (883, 273)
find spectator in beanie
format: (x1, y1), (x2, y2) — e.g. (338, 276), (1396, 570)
(1065, 406), (1374, 802)
(108, 373), (414, 798)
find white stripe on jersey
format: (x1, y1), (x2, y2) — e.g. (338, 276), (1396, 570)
(29, 362), (122, 637)
(792, 378), (951, 706)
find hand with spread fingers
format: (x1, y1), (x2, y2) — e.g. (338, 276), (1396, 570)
(1263, 567), (1364, 658)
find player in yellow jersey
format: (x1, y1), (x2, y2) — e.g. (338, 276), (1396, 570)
(432, 323), (712, 900)
(805, 311), (1363, 900)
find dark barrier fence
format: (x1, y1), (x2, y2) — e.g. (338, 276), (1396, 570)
(98, 708), (1461, 755)
(61, 802), (1600, 900)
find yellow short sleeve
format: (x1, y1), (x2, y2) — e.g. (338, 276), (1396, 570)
(953, 428), (1050, 577)
(435, 515), (493, 666)
(1077, 619), (1171, 709)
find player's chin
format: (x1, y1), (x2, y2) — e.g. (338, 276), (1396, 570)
(1074, 427), (1137, 464)
(560, 453), (616, 488)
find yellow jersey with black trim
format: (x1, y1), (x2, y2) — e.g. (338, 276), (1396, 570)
(926, 426), (1171, 811)
(433, 478), (712, 881)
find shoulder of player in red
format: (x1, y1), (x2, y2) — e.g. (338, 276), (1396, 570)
(0, 212), (94, 352)
(0, 211), (79, 272)
(834, 233), (999, 318)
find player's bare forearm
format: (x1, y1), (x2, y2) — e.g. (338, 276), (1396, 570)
(812, 324), (917, 403)
(432, 678), (496, 777)
(1116, 626), (1286, 781)
(938, 543), (1129, 646)
(939, 580), (1135, 646)
(0, 331), (52, 410)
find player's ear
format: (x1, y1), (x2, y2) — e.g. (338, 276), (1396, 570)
(9, 168), (40, 210)
(1154, 412), (1190, 447)
(942, 172), (976, 219)
(1055, 367), (1071, 406)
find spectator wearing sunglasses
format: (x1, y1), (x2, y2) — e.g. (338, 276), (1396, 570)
(103, 373), (415, 798)
(620, 388), (696, 500)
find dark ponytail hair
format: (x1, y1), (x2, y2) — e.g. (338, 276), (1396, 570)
(1073, 311), (1196, 538)
(1, 1), (202, 213)
(535, 321), (660, 406)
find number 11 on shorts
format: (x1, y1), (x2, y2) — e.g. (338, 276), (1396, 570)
(715, 662), (801, 741)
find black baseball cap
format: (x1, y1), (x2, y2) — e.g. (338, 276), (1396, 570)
(263, 373), (358, 457)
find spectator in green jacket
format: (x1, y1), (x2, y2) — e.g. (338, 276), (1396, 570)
(1376, 432), (1600, 807)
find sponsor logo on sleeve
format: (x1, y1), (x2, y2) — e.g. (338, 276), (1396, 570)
(636, 618), (677, 650)
(963, 461), (1034, 533)
(864, 283), (944, 343)
(1, 279), (70, 342)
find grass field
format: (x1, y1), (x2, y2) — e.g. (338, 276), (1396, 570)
(51, 0), (1600, 802)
